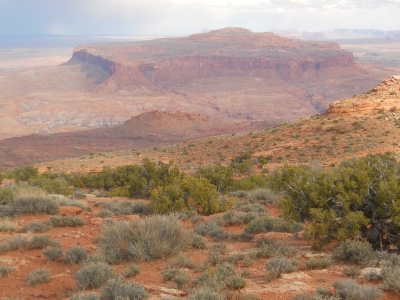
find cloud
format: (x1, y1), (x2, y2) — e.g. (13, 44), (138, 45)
(0, 0), (399, 35)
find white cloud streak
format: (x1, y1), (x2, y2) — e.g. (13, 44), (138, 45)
(0, 0), (399, 35)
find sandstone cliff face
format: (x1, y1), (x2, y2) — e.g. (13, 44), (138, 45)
(326, 75), (400, 115)
(71, 28), (355, 86)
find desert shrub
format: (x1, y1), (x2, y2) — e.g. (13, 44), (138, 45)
(0, 235), (27, 253)
(265, 256), (298, 281)
(305, 257), (332, 269)
(194, 221), (229, 241)
(246, 188), (277, 203)
(275, 154), (400, 249)
(124, 264), (140, 278)
(75, 261), (114, 289)
(0, 187), (14, 205)
(59, 198), (88, 211)
(99, 215), (193, 263)
(65, 246), (88, 264)
(332, 239), (374, 265)
(195, 262), (241, 291)
(0, 217), (17, 232)
(195, 164), (234, 193)
(28, 171), (72, 195)
(167, 252), (196, 269)
(332, 279), (382, 300)
(227, 253), (245, 265)
(101, 201), (151, 216)
(222, 211), (245, 226)
(50, 216), (85, 227)
(8, 187), (59, 215)
(98, 209), (115, 218)
(228, 190), (249, 198)
(72, 190), (86, 199)
(188, 288), (224, 300)
(256, 239), (294, 258)
(26, 268), (52, 285)
(245, 215), (303, 234)
(20, 220), (52, 232)
(69, 292), (101, 300)
(0, 266), (14, 277)
(86, 253), (108, 264)
(226, 275), (246, 290)
(381, 262), (400, 294)
(343, 266), (360, 278)
(100, 277), (149, 300)
(234, 202), (267, 214)
(161, 268), (190, 288)
(43, 247), (63, 261)
(192, 234), (207, 249)
(207, 244), (229, 265)
(7, 165), (38, 182)
(231, 232), (254, 242)
(28, 234), (53, 249)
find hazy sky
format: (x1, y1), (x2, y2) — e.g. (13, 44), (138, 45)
(1, 0), (400, 35)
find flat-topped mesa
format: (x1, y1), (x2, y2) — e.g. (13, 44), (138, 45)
(69, 27), (355, 85)
(326, 75), (400, 115)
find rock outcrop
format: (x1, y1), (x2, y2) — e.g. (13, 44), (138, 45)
(326, 75), (400, 115)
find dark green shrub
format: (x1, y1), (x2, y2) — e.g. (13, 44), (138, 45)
(8, 165), (38, 181)
(0, 266), (14, 277)
(0, 187), (13, 205)
(99, 215), (193, 263)
(124, 264), (140, 278)
(100, 277), (149, 300)
(43, 247), (63, 261)
(332, 239), (374, 265)
(65, 246), (88, 264)
(333, 279), (382, 300)
(26, 268), (52, 285)
(28, 234), (53, 249)
(21, 220), (52, 232)
(75, 262), (114, 289)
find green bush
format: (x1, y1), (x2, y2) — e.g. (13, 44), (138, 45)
(65, 246), (88, 264)
(75, 261), (114, 289)
(26, 268), (52, 285)
(100, 277), (149, 300)
(0, 187), (13, 205)
(28, 234), (53, 249)
(332, 239), (375, 265)
(276, 154), (400, 249)
(43, 247), (63, 261)
(99, 215), (193, 263)
(7, 165), (38, 181)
